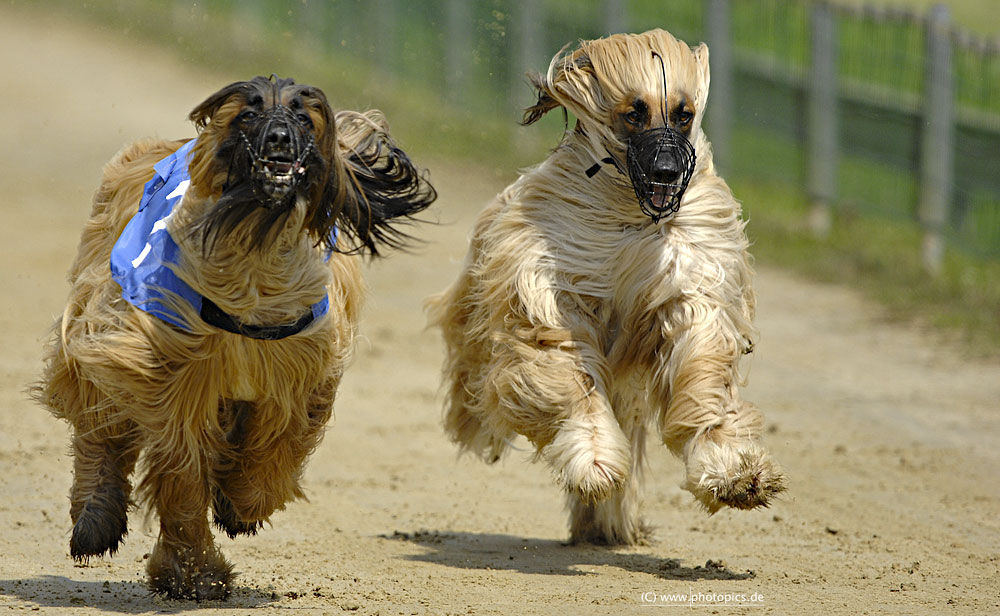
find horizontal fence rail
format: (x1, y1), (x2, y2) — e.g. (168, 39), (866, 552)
(713, 0), (1000, 267)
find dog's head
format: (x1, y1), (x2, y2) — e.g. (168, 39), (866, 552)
(523, 30), (710, 222)
(186, 75), (435, 255)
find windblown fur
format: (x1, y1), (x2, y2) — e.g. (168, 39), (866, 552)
(427, 30), (784, 546)
(34, 75), (434, 600)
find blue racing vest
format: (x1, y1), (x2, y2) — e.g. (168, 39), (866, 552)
(109, 139), (332, 338)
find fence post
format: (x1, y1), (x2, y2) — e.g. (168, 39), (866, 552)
(509, 1), (546, 155)
(705, 0), (733, 175)
(445, 0), (472, 105)
(806, 1), (838, 237)
(918, 4), (954, 275)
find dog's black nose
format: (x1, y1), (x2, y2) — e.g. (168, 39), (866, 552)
(265, 124), (292, 147)
(650, 155), (681, 185)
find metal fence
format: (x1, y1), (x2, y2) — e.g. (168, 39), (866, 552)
(699, 0), (1000, 271)
(269, 0), (1000, 268)
(91, 0), (1000, 267)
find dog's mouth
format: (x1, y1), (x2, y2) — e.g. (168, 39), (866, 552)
(256, 152), (308, 200)
(626, 126), (696, 223)
(238, 106), (315, 205)
(649, 183), (680, 211)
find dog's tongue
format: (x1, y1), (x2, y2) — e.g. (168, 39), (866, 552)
(650, 184), (671, 209)
(265, 160), (293, 175)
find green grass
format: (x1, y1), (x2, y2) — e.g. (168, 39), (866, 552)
(728, 122), (1000, 356)
(736, 177), (1000, 356)
(833, 0), (1000, 37)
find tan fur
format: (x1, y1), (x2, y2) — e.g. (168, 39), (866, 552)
(428, 30), (784, 545)
(32, 78), (430, 599)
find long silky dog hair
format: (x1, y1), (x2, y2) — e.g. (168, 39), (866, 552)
(34, 75), (434, 600)
(428, 30), (783, 547)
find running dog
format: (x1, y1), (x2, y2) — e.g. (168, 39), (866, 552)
(35, 75), (435, 599)
(428, 30), (783, 545)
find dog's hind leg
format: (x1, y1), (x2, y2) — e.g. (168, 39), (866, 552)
(429, 267), (514, 462)
(67, 418), (139, 561)
(442, 367), (516, 464)
(37, 353), (139, 561)
(211, 400), (263, 538)
(567, 407), (651, 545)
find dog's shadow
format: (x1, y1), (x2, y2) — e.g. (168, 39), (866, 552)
(0, 576), (275, 612)
(382, 530), (754, 581)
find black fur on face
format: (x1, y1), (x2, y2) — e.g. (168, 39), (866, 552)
(188, 75), (332, 253)
(187, 75), (436, 256)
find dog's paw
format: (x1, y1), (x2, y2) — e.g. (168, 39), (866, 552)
(566, 478), (653, 546)
(146, 544), (234, 601)
(69, 484), (129, 562)
(683, 441), (785, 514)
(544, 418), (631, 502)
(569, 513), (654, 546)
(212, 487), (263, 539)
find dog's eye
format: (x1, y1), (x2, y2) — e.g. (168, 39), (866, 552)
(624, 110), (645, 127)
(238, 110), (258, 123)
(296, 113), (312, 126)
(676, 110), (694, 126)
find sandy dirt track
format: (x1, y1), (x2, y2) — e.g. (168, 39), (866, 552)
(1, 8), (998, 615)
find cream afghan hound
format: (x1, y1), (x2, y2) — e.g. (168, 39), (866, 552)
(34, 75), (435, 599)
(428, 30), (784, 545)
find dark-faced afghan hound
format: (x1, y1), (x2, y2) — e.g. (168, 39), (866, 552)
(33, 75), (435, 600)
(427, 30), (784, 546)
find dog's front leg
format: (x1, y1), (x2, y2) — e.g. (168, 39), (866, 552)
(492, 326), (632, 504)
(212, 379), (336, 537)
(653, 302), (784, 513)
(144, 441), (233, 601)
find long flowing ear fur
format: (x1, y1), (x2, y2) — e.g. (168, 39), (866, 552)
(334, 111), (437, 256)
(188, 80), (254, 130)
(692, 42), (712, 117)
(522, 71), (561, 126)
(521, 49), (593, 126)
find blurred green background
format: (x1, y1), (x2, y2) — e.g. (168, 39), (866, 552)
(21, 0), (1000, 353)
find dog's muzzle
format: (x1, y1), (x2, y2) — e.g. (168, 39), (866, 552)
(240, 105), (314, 204)
(626, 126), (696, 223)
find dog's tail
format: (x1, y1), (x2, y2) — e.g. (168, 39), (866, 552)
(334, 110), (437, 256)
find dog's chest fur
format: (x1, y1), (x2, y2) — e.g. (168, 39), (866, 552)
(487, 155), (748, 375)
(169, 194), (333, 327)
(495, 194), (683, 358)
(157, 194), (341, 403)
(559, 220), (691, 360)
